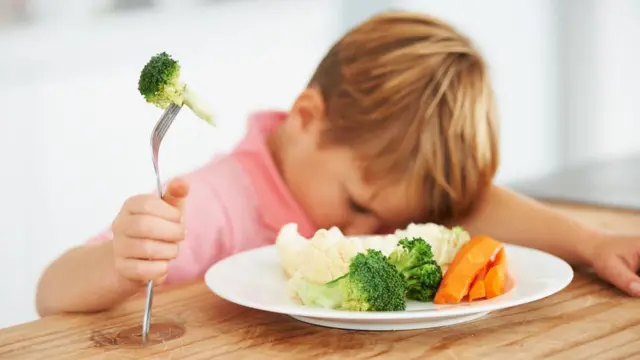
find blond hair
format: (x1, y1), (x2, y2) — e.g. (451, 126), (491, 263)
(308, 11), (500, 223)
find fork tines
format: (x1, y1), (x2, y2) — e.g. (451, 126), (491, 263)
(153, 103), (182, 140)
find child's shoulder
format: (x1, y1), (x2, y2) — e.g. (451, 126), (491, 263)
(186, 153), (257, 199)
(190, 110), (285, 194)
(180, 109), (297, 222)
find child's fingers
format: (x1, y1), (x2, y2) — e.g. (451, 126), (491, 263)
(124, 194), (181, 222)
(599, 259), (640, 297)
(156, 273), (168, 285)
(115, 258), (169, 283)
(164, 178), (189, 214)
(122, 238), (180, 260)
(122, 215), (186, 242)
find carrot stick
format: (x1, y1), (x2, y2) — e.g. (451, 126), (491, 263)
(468, 265), (489, 301)
(485, 248), (507, 298)
(492, 247), (506, 266)
(434, 235), (503, 304)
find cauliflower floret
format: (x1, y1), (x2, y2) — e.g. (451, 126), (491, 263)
(334, 234), (399, 271)
(335, 235), (365, 262)
(394, 223), (470, 271)
(294, 227), (350, 284)
(275, 223), (308, 278)
(287, 271), (306, 300)
(276, 223), (400, 285)
(361, 234), (400, 256)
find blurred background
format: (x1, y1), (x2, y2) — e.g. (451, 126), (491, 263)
(1, 0), (638, 328)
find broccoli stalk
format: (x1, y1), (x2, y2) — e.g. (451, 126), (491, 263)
(387, 237), (443, 302)
(294, 249), (408, 312)
(138, 52), (214, 125)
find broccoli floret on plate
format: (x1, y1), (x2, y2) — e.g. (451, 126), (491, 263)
(138, 52), (213, 125)
(388, 237), (443, 302)
(294, 249), (408, 312)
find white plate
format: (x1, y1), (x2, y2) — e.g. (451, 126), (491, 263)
(204, 243), (573, 331)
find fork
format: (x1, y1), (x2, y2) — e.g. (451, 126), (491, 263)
(142, 102), (182, 344)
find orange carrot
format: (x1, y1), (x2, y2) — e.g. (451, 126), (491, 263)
(468, 265), (489, 301)
(434, 235), (503, 304)
(492, 247), (506, 266)
(485, 248), (507, 298)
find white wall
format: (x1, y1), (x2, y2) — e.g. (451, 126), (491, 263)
(558, 0), (640, 165)
(0, 0), (341, 328)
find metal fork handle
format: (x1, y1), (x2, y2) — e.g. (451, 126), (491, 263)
(141, 168), (164, 343)
(141, 103), (180, 344)
(141, 280), (154, 342)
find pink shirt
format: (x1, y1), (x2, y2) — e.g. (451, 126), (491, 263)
(87, 110), (317, 285)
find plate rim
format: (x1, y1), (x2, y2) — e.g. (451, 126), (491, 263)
(204, 243), (574, 320)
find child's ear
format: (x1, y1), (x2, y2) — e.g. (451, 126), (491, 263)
(290, 86), (326, 131)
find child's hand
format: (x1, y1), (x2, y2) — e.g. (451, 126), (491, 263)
(111, 178), (189, 285)
(589, 234), (640, 297)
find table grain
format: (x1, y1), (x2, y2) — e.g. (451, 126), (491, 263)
(1, 203), (640, 360)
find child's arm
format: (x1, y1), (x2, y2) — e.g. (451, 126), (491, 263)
(35, 169), (238, 316)
(36, 241), (140, 316)
(453, 185), (640, 296)
(453, 185), (599, 265)
(36, 157), (260, 316)
(36, 180), (190, 316)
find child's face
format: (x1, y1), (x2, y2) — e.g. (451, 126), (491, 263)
(270, 89), (424, 235)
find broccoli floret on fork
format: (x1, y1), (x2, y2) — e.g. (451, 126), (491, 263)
(138, 52), (213, 125)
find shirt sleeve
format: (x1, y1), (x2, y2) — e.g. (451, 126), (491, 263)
(84, 156), (259, 285)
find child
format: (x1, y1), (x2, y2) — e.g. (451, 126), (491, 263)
(36, 11), (640, 316)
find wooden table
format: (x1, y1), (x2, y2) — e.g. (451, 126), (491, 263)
(2, 203), (640, 360)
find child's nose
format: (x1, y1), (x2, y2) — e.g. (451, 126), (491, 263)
(342, 217), (380, 236)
